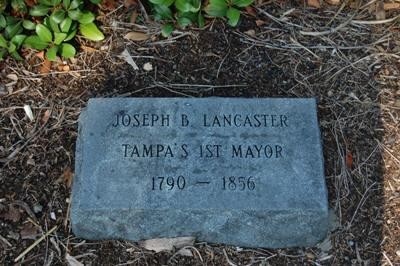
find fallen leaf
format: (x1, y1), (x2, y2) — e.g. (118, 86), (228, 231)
(102, 0), (116, 10)
(255, 19), (266, 26)
(66, 253), (83, 266)
(24, 0), (36, 7)
(63, 167), (74, 188)
(244, 29), (256, 37)
(6, 74), (18, 81)
(42, 110), (51, 124)
(130, 9), (138, 23)
(346, 151), (353, 169)
(124, 31), (149, 41)
(120, 49), (139, 70)
(384, 3), (400, 10)
(325, 0), (340, 5)
(245, 6), (257, 17)
(40, 59), (51, 74)
(20, 224), (42, 240)
(176, 247), (193, 257)
(81, 45), (98, 53)
(24, 105), (34, 121)
(124, 0), (137, 8)
(139, 237), (195, 252)
(1, 205), (21, 222)
(35, 51), (45, 60)
(307, 0), (320, 8)
(143, 62), (153, 71)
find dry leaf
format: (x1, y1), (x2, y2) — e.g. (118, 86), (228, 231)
(139, 237), (195, 252)
(120, 49), (139, 70)
(6, 74), (18, 81)
(63, 167), (74, 188)
(130, 9), (138, 23)
(24, 0), (36, 7)
(143, 62), (153, 71)
(325, 0), (340, 5)
(384, 3), (400, 10)
(1, 205), (21, 222)
(102, 0), (116, 10)
(40, 59), (51, 74)
(35, 51), (45, 60)
(244, 29), (256, 37)
(24, 105), (34, 121)
(255, 19), (266, 26)
(66, 253), (84, 266)
(42, 110), (51, 124)
(346, 151), (353, 169)
(81, 45), (98, 53)
(20, 224), (42, 240)
(124, 31), (149, 41)
(176, 247), (193, 257)
(245, 6), (257, 17)
(124, 0), (137, 8)
(307, 0), (320, 8)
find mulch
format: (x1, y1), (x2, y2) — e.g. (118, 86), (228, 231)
(1, 1), (399, 265)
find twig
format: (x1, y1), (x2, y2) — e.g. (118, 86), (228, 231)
(14, 226), (58, 262)
(348, 182), (377, 227)
(0, 234), (12, 247)
(351, 15), (400, 25)
(299, 15), (355, 36)
(223, 249), (237, 266)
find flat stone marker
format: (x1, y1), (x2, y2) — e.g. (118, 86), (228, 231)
(71, 98), (329, 248)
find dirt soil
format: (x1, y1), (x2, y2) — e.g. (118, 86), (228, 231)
(1, 1), (399, 265)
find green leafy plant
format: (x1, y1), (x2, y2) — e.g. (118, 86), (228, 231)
(0, 0), (104, 61)
(148, 0), (253, 37)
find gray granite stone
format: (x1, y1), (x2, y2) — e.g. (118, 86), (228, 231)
(71, 98), (329, 248)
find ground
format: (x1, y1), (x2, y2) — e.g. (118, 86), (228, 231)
(0, 0), (399, 265)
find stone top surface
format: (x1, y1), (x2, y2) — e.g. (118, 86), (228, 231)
(72, 98), (327, 214)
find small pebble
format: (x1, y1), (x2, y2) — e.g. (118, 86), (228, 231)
(33, 204), (43, 213)
(50, 212), (56, 220)
(6, 73), (18, 81)
(396, 250), (400, 257)
(143, 62), (153, 71)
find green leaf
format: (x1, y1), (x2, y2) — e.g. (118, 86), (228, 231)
(63, 0), (71, 9)
(0, 15), (6, 29)
(60, 43), (75, 58)
(68, 9), (82, 20)
(8, 42), (16, 53)
(38, 0), (53, 6)
(177, 16), (192, 28)
(79, 22), (104, 41)
(50, 10), (66, 24)
(232, 0), (254, 7)
(68, 0), (81, 10)
(36, 24), (52, 43)
(153, 4), (172, 20)
(11, 0), (27, 13)
(60, 17), (72, 32)
(63, 29), (76, 41)
(5, 21), (23, 39)
(30, 5), (50, 16)
(161, 24), (173, 37)
(22, 20), (36, 30)
(11, 34), (26, 48)
(175, 0), (200, 13)
(54, 32), (67, 44)
(90, 0), (102, 4)
(149, 0), (174, 6)
(0, 48), (7, 59)
(49, 16), (60, 32)
(226, 7), (240, 26)
(205, 0), (228, 17)
(197, 13), (205, 27)
(0, 34), (7, 48)
(24, 35), (49, 49)
(10, 51), (23, 60)
(50, 0), (62, 6)
(78, 11), (95, 24)
(46, 46), (58, 60)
